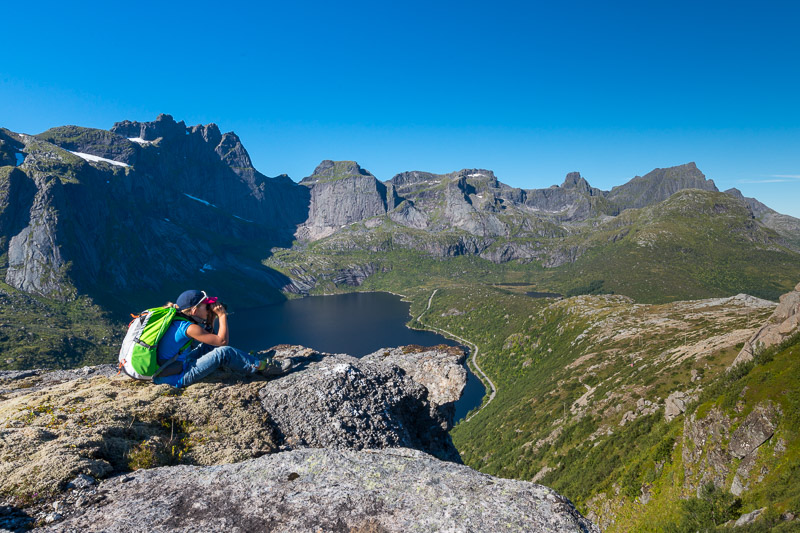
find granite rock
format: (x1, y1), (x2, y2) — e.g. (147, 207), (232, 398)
(259, 349), (461, 463)
(729, 403), (777, 459)
(731, 284), (800, 367)
(40, 447), (598, 533)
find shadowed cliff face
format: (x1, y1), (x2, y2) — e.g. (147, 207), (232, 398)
(0, 116), (310, 310)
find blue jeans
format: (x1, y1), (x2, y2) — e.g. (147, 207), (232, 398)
(154, 344), (261, 388)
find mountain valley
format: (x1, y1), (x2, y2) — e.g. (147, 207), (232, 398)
(2, 115), (800, 530)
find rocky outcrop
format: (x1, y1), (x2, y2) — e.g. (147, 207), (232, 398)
(682, 408), (732, 494)
(734, 508), (766, 527)
(41, 447), (598, 533)
(388, 199), (429, 229)
(259, 346), (462, 463)
(729, 403), (778, 459)
(0, 364), (278, 500)
(331, 261), (383, 286)
(665, 390), (698, 422)
(728, 402), (778, 496)
(296, 161), (390, 241)
(1, 346), (596, 531)
(0, 345), (467, 499)
(681, 400), (781, 499)
(364, 344), (467, 407)
(731, 281), (800, 367)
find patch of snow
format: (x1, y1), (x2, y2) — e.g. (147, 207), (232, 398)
(14, 153), (25, 166)
(127, 137), (152, 144)
(468, 173), (485, 177)
(69, 151), (130, 167)
(233, 215), (254, 223)
(183, 193), (217, 208)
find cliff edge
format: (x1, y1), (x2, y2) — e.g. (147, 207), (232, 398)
(0, 345), (597, 532)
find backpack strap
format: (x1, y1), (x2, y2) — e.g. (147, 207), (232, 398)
(151, 352), (182, 379)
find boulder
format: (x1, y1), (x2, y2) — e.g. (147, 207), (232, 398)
(731, 284), (800, 367)
(363, 344), (467, 406)
(729, 403), (777, 459)
(39, 448), (599, 533)
(665, 391), (689, 422)
(734, 507), (765, 527)
(259, 348), (461, 463)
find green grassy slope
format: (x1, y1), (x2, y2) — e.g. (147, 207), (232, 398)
(552, 190), (799, 302)
(0, 281), (120, 370)
(270, 189), (800, 304)
(602, 333), (800, 532)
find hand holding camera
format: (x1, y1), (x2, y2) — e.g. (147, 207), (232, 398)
(210, 301), (228, 317)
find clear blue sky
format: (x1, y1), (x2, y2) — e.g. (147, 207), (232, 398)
(3, 0), (799, 216)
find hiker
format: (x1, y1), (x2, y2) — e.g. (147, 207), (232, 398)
(152, 289), (292, 388)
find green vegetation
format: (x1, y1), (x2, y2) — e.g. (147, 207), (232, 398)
(565, 279), (607, 297)
(606, 333), (800, 531)
(127, 418), (197, 470)
(0, 280), (120, 370)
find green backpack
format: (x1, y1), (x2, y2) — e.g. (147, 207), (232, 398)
(118, 307), (192, 380)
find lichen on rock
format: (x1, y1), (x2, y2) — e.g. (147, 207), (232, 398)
(40, 447), (599, 533)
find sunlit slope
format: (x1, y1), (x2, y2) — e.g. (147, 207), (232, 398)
(433, 283), (798, 531)
(549, 189), (800, 302)
(269, 189), (800, 304)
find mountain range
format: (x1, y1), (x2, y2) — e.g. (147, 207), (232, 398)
(2, 113), (799, 316)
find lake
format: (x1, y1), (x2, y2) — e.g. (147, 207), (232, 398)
(232, 291), (485, 422)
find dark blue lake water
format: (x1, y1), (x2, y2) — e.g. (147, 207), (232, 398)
(232, 291), (485, 422)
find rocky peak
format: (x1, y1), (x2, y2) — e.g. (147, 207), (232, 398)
(190, 122), (222, 146)
(296, 161), (391, 241)
(561, 171), (592, 192)
(725, 187), (775, 218)
(388, 170), (438, 188)
(110, 113), (187, 142)
(608, 162), (719, 211)
(214, 131), (253, 169)
(301, 160), (375, 184)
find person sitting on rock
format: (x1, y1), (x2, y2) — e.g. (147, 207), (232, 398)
(153, 289), (292, 388)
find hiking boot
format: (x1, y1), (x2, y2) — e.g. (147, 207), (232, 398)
(258, 357), (294, 376)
